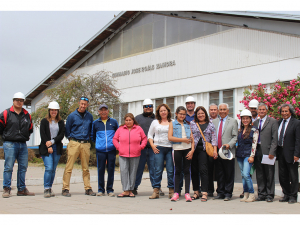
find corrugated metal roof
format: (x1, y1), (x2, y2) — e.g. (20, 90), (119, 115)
(205, 11), (300, 21)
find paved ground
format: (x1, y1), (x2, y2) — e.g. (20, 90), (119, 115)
(1, 166), (300, 214)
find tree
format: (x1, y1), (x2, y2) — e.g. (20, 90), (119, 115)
(31, 70), (121, 126)
(239, 75), (300, 120)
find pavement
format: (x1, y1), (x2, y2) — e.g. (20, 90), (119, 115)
(1, 165), (300, 214)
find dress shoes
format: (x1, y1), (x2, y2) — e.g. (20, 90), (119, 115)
(279, 196), (289, 202)
(288, 198), (297, 204)
(224, 196), (231, 201)
(255, 196), (266, 201)
(213, 195), (225, 200)
(266, 197), (273, 202)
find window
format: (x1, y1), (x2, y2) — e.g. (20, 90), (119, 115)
(155, 97), (175, 119)
(209, 90), (234, 117)
(113, 103), (128, 125)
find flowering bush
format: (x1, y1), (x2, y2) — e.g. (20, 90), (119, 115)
(239, 75), (300, 120)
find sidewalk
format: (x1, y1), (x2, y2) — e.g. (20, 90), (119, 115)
(1, 166), (300, 214)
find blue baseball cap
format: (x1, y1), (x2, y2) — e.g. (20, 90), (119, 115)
(98, 104), (108, 110)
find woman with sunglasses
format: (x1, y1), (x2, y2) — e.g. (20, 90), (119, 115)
(148, 104), (174, 199)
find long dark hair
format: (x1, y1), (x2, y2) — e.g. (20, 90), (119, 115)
(120, 113), (139, 127)
(194, 106), (209, 123)
(46, 109), (61, 123)
(240, 116), (252, 139)
(155, 104), (172, 123)
(175, 106), (187, 120)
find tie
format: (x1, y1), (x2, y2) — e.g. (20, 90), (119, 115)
(258, 119), (262, 143)
(279, 120), (287, 146)
(218, 119), (223, 149)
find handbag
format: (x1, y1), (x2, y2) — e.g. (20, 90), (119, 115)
(196, 123), (214, 157)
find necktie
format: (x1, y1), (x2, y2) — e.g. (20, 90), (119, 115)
(258, 119), (262, 143)
(218, 119), (223, 149)
(279, 120), (287, 146)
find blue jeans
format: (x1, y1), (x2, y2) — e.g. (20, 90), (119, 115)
(96, 150), (116, 193)
(3, 141), (28, 191)
(237, 157), (254, 193)
(134, 147), (154, 189)
(152, 146), (174, 188)
(41, 144), (61, 189)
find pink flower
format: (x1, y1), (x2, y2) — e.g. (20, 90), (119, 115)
(286, 101), (290, 104)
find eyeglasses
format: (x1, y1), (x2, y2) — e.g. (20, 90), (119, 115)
(14, 99), (24, 103)
(80, 97), (89, 102)
(177, 113), (186, 116)
(143, 105), (153, 108)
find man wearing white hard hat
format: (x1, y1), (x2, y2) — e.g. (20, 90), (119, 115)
(132, 99), (157, 195)
(39, 101), (65, 198)
(238, 99), (260, 130)
(0, 92), (34, 198)
(185, 96), (196, 124)
(212, 103), (238, 201)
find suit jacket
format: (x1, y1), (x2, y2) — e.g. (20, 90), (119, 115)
(39, 118), (65, 156)
(212, 116), (238, 157)
(278, 117), (300, 163)
(253, 116), (278, 156)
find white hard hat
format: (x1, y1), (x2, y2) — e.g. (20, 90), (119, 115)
(248, 99), (259, 108)
(218, 147), (233, 160)
(143, 99), (153, 105)
(48, 101), (60, 109)
(13, 92), (25, 100)
(240, 109), (252, 117)
(185, 96), (196, 103)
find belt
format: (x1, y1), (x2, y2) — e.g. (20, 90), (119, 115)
(70, 138), (89, 144)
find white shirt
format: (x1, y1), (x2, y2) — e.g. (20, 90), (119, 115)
(148, 119), (172, 147)
(173, 125), (192, 150)
(278, 116), (291, 142)
(258, 115), (267, 144)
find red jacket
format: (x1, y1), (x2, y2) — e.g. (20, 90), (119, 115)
(113, 124), (147, 158)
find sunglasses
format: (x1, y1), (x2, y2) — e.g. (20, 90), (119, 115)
(143, 105), (153, 108)
(80, 97), (89, 102)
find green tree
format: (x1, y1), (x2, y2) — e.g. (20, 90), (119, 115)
(31, 70), (121, 126)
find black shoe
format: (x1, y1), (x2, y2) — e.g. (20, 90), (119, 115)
(214, 195), (225, 200)
(62, 189), (71, 197)
(288, 198), (297, 204)
(132, 189), (138, 195)
(224, 196), (231, 201)
(85, 189), (96, 196)
(240, 192), (244, 198)
(207, 193), (214, 197)
(279, 196), (289, 202)
(266, 197), (273, 202)
(255, 196), (266, 201)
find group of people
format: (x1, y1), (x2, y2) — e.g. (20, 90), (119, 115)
(1, 92), (299, 204)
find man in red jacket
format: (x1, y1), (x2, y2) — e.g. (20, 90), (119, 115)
(0, 92), (34, 198)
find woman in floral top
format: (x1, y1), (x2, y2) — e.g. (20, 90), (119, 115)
(190, 106), (218, 202)
(236, 109), (259, 203)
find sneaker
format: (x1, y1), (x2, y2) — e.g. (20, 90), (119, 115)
(2, 187), (11, 198)
(17, 188), (35, 196)
(44, 189), (51, 198)
(85, 189), (96, 196)
(62, 189), (71, 197)
(108, 192), (115, 197)
(50, 189), (55, 197)
(185, 193), (192, 202)
(132, 188), (138, 195)
(171, 193), (180, 202)
(96, 192), (105, 196)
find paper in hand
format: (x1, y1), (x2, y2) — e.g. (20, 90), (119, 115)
(261, 154), (276, 165)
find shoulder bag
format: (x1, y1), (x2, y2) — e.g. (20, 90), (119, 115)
(196, 123), (214, 157)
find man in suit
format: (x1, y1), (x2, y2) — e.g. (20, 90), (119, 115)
(212, 103), (238, 201)
(277, 104), (300, 204)
(253, 103), (278, 202)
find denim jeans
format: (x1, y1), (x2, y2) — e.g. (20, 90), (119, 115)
(152, 146), (174, 189)
(41, 144), (61, 189)
(96, 150), (116, 193)
(3, 141), (28, 191)
(134, 147), (154, 189)
(237, 157), (254, 193)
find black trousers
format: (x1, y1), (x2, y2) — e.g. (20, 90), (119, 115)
(215, 154), (235, 198)
(174, 149), (192, 194)
(277, 146), (299, 200)
(207, 156), (215, 194)
(254, 144), (275, 198)
(191, 147), (208, 192)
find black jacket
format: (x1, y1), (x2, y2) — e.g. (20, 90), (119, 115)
(278, 117), (300, 163)
(0, 106), (33, 142)
(39, 118), (65, 156)
(135, 113), (155, 148)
